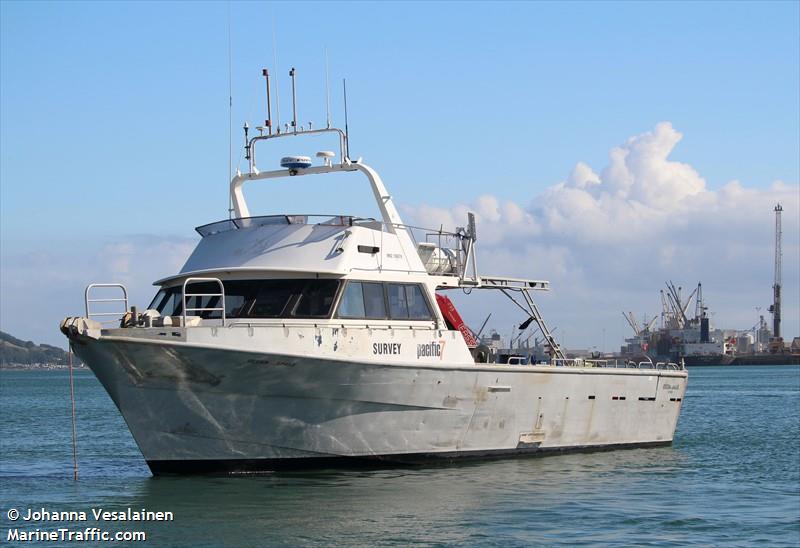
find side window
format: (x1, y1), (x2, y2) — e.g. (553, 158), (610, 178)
(337, 282), (366, 317)
(220, 280), (263, 318)
(293, 280), (339, 317)
(151, 287), (182, 316)
(152, 280), (346, 320)
(387, 283), (409, 319)
(148, 289), (168, 311)
(224, 294), (247, 317)
(337, 282), (430, 320)
(405, 285), (433, 320)
(363, 282), (387, 319)
(251, 280), (300, 317)
(165, 291), (182, 316)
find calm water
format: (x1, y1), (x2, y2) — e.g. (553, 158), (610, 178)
(1, 366), (798, 546)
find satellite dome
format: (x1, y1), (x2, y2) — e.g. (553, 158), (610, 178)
(280, 156), (312, 169)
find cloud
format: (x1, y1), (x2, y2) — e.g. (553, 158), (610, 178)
(0, 235), (197, 347)
(535, 122), (715, 244)
(2, 123), (796, 352)
(405, 122), (800, 349)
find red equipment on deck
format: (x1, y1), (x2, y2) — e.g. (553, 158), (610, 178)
(435, 294), (478, 347)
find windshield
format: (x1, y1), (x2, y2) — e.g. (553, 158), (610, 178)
(148, 279), (340, 319)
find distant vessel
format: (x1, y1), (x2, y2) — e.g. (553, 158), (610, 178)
(730, 353), (800, 366)
(60, 69), (687, 475)
(682, 354), (735, 367)
(621, 280), (798, 366)
(619, 282), (731, 365)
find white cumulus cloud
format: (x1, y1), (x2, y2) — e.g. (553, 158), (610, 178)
(405, 123), (800, 349)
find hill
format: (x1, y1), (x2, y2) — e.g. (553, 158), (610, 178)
(0, 331), (73, 365)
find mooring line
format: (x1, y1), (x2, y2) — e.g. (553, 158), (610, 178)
(68, 347), (79, 480)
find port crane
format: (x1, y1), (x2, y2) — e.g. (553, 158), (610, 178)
(768, 203), (783, 352)
(661, 282), (699, 330)
(623, 312), (657, 337)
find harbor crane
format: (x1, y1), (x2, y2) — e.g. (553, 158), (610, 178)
(662, 282), (699, 329)
(768, 203), (783, 351)
(623, 312), (657, 336)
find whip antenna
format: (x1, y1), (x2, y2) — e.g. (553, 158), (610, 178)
(262, 69), (272, 135)
(343, 78), (350, 157)
(272, 23), (281, 133)
(226, 0), (233, 217)
(325, 49), (331, 129)
(290, 67), (298, 132)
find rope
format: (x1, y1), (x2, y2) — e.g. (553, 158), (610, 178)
(68, 348), (79, 480)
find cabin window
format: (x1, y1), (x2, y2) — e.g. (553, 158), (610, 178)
(148, 289), (169, 312)
(250, 280), (299, 317)
(224, 294), (247, 317)
(387, 284), (409, 319)
(337, 282), (367, 318)
(336, 281), (387, 319)
(292, 279), (339, 317)
(336, 281), (432, 321)
(148, 288), (183, 316)
(387, 283), (433, 320)
(363, 282), (387, 319)
(185, 293), (223, 319)
(148, 279), (340, 320)
(405, 285), (432, 319)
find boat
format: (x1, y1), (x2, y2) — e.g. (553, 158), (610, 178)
(60, 70), (688, 475)
(621, 282), (743, 366)
(730, 353), (800, 366)
(682, 354), (735, 366)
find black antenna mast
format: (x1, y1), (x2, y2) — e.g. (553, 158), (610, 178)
(262, 69), (272, 135)
(289, 67), (298, 132)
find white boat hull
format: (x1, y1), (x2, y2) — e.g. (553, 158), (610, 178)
(71, 331), (687, 475)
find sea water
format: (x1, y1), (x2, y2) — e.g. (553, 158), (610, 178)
(1, 366), (798, 546)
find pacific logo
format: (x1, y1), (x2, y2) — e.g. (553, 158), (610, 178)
(417, 340), (446, 359)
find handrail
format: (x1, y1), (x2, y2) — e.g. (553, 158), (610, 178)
(85, 283), (129, 324)
(246, 127), (349, 173)
(552, 357), (682, 370)
(182, 277), (226, 327)
(195, 214), (376, 237)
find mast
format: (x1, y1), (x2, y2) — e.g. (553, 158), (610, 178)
(771, 203), (782, 338)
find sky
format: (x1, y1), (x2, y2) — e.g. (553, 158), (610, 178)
(1, 0), (798, 350)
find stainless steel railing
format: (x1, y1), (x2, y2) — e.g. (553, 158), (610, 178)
(85, 283), (129, 325)
(551, 358), (682, 370)
(182, 277), (226, 327)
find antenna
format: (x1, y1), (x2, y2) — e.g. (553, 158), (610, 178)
(262, 69), (272, 135)
(289, 67), (298, 133)
(468, 212), (477, 242)
(272, 23), (281, 133)
(324, 49), (331, 129)
(343, 78), (349, 157)
(226, 1), (233, 217)
(243, 122), (250, 165)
